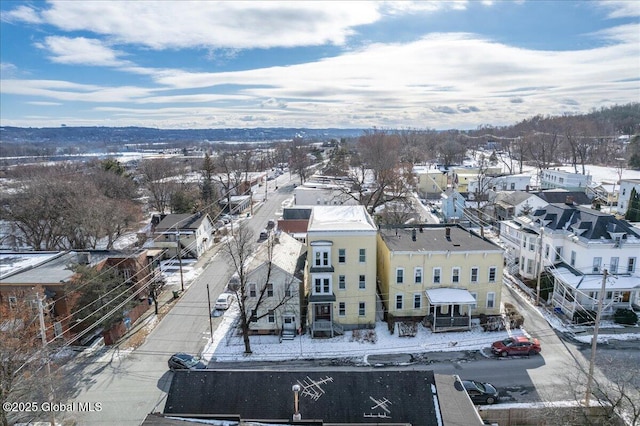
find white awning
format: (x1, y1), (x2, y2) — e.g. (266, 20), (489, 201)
(425, 288), (477, 305)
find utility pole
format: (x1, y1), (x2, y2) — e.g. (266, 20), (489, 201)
(176, 231), (184, 292)
(37, 293), (56, 426)
(535, 227), (544, 305)
(584, 268), (608, 407)
(206, 283), (214, 341)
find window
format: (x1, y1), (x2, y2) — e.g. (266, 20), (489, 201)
(359, 249), (366, 263)
(338, 249), (346, 263)
(413, 293), (421, 309)
(593, 257), (602, 273)
(339, 302), (346, 316)
(487, 292), (495, 308)
(526, 259), (533, 274)
(520, 257), (525, 271)
(471, 267), (479, 283)
(313, 248), (330, 267)
(610, 257), (619, 274)
(396, 268), (404, 284)
(8, 296), (17, 309)
(555, 247), (562, 261)
(545, 244), (550, 258)
(53, 321), (63, 338)
(433, 268), (441, 284)
(359, 302), (366, 316)
(266, 283), (273, 297)
(522, 237), (527, 248)
(628, 257), (636, 273)
(396, 294), (403, 310)
(414, 267), (423, 284)
(249, 283), (257, 298)
(268, 310), (275, 323)
(470, 292), (477, 310)
(529, 239), (535, 251)
(588, 291), (598, 300)
(452, 268), (460, 283)
(359, 275), (366, 289)
(570, 250), (576, 267)
(285, 287), (292, 297)
(314, 277), (331, 294)
(338, 275), (346, 290)
(488, 267), (497, 282)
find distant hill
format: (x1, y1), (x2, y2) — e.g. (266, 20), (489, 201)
(0, 126), (365, 145)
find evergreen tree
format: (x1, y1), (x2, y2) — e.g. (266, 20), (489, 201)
(625, 187), (640, 222)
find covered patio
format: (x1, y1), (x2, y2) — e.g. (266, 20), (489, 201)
(425, 288), (476, 332)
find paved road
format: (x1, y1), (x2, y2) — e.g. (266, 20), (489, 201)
(54, 177), (295, 425)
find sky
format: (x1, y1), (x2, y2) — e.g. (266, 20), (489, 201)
(1, 1), (639, 130)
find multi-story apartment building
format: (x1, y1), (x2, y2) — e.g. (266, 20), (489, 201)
(377, 225), (503, 332)
(499, 202), (640, 318)
(305, 206), (378, 337)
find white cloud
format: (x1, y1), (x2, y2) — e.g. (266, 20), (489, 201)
(2, 5), (43, 24)
(36, 36), (129, 67)
(0, 62), (18, 77)
(27, 101), (63, 106)
(594, 0), (640, 19)
(34, 1), (382, 50)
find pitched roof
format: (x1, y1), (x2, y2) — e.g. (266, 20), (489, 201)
(532, 203), (640, 240)
(532, 190), (591, 205)
(155, 213), (209, 231)
(494, 191), (535, 206)
(164, 369), (444, 424)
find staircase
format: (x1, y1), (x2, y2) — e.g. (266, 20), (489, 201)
(281, 327), (296, 341)
(332, 322), (344, 336)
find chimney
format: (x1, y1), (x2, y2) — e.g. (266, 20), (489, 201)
(565, 196), (574, 205)
(77, 252), (90, 265)
(445, 227), (451, 241)
(419, 225), (424, 233)
(412, 228), (417, 241)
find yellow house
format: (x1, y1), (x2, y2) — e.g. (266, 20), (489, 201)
(305, 205), (378, 337)
(377, 225), (503, 332)
(413, 166), (449, 198)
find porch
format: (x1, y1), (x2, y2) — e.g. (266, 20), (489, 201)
(425, 288), (475, 333)
(308, 294), (341, 338)
(550, 267), (640, 320)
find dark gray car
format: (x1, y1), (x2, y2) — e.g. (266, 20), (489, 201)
(168, 353), (206, 371)
(462, 380), (499, 405)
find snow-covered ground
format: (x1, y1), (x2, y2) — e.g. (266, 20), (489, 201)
(200, 291), (640, 364)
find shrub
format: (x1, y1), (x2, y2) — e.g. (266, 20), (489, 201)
(573, 309), (597, 324)
(614, 309), (638, 325)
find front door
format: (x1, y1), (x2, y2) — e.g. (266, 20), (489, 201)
(314, 304), (331, 321)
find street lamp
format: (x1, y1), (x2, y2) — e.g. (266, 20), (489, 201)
(292, 384), (301, 421)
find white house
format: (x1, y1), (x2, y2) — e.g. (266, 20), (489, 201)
(616, 179), (640, 216)
(499, 202), (640, 319)
(244, 232), (304, 338)
(293, 182), (358, 206)
(153, 213), (215, 258)
(468, 173), (532, 194)
(540, 169), (592, 191)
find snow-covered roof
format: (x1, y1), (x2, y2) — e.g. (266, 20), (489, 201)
(551, 267), (640, 291)
(249, 232), (303, 275)
(0, 251), (62, 279)
(308, 205), (376, 232)
(425, 288), (477, 304)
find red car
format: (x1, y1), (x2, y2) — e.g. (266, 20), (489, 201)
(491, 336), (541, 357)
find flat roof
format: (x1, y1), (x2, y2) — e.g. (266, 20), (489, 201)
(308, 205), (376, 232)
(380, 225), (502, 253)
(0, 251), (113, 284)
(164, 369), (442, 424)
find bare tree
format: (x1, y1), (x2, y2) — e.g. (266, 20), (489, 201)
(140, 158), (181, 214)
(290, 137), (312, 184)
(0, 291), (50, 426)
(222, 224), (295, 354)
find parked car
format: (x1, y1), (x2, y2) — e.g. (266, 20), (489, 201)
(214, 293), (233, 310)
(462, 380), (499, 405)
(491, 336), (541, 357)
(258, 229), (269, 241)
(266, 219), (275, 229)
(168, 353), (206, 371)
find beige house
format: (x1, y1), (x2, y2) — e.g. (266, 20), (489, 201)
(413, 166), (449, 198)
(305, 205), (378, 337)
(377, 225), (504, 332)
(244, 232), (304, 338)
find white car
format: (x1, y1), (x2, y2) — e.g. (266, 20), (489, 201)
(214, 293), (233, 310)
